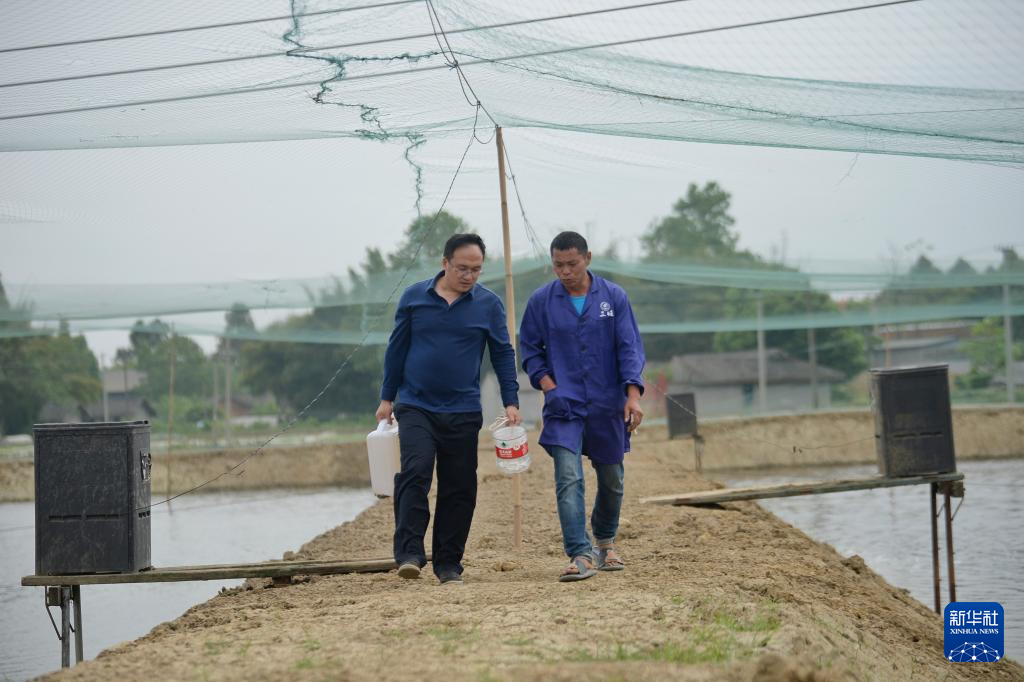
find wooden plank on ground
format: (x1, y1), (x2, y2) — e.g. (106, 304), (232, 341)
(639, 472), (964, 507)
(22, 556), (413, 586)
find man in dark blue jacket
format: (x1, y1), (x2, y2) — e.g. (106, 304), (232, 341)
(519, 231), (645, 582)
(376, 233), (520, 585)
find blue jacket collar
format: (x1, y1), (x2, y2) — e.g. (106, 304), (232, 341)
(553, 271), (603, 298)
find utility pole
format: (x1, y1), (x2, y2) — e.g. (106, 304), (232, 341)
(808, 326), (819, 410)
(1005, 284), (1016, 403)
(167, 325), (176, 503)
(224, 337), (233, 446)
(756, 292), (767, 413)
(212, 362), (219, 445)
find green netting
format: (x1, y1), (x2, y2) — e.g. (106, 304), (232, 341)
(2, 1), (1023, 344)
(4, 260), (1022, 343)
(1, 0), (1022, 165)
(4, 258), (1023, 324)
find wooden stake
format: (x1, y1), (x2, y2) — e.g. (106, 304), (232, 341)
(495, 125), (523, 549)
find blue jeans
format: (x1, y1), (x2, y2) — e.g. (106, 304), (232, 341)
(551, 446), (625, 559)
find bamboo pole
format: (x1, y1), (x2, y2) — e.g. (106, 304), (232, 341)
(495, 125), (523, 549)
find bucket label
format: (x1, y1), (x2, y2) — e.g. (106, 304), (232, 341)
(496, 443), (528, 459)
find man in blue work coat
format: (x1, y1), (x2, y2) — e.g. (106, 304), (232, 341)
(376, 233), (521, 585)
(519, 231), (645, 582)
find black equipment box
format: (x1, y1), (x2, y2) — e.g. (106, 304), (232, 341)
(666, 393), (698, 439)
(34, 421), (152, 575)
(871, 365), (956, 478)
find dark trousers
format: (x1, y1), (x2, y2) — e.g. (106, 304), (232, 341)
(393, 403), (482, 576)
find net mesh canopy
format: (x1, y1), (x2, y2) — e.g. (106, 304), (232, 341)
(2, 0), (1023, 342)
(2, 0), (1022, 163)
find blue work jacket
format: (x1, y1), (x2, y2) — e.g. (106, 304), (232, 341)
(519, 272), (645, 464)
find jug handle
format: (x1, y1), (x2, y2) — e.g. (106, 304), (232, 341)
(487, 415), (508, 432)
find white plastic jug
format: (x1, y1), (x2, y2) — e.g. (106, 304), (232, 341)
(366, 419), (400, 497)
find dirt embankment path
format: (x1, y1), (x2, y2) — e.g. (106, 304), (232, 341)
(44, 436), (1020, 682)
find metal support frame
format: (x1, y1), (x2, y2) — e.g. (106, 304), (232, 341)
(930, 480), (962, 614)
(45, 585), (84, 668)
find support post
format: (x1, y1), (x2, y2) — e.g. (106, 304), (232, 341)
(943, 486), (957, 604)
(756, 293), (767, 413)
(693, 434), (704, 473)
(72, 585), (83, 664)
(60, 586), (71, 668)
(1005, 284), (1015, 403)
(495, 125), (522, 549)
(930, 482), (941, 614)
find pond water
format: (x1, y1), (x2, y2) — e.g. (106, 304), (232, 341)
(719, 457), (1023, 662)
(0, 487), (376, 681)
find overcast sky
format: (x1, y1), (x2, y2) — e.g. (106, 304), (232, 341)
(2, 0), (1022, 359)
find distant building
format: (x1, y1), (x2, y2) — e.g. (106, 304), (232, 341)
(38, 368), (156, 424)
(89, 368), (155, 422)
(872, 321), (972, 374)
(668, 349), (845, 417)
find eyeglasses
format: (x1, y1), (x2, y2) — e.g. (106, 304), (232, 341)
(451, 265), (483, 277)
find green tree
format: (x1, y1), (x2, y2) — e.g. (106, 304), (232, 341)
(236, 211), (477, 418)
(712, 290), (867, 379)
(0, 274), (100, 434)
(119, 319), (211, 402)
(640, 182), (754, 264)
(627, 182), (759, 360)
(958, 317), (1023, 389)
(388, 210), (470, 270)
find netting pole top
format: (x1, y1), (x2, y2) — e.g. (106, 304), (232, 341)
(495, 126), (523, 549)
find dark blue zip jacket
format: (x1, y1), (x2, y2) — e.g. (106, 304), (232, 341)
(381, 273), (519, 413)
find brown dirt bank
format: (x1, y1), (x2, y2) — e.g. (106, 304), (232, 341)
(42, 435), (1020, 682)
(4, 406), (1021, 503)
(674, 405), (1024, 471)
(1, 442), (370, 503)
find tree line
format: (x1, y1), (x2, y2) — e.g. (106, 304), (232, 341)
(1, 182), (1020, 434)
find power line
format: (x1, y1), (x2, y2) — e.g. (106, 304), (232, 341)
(423, 0), (546, 260)
(140, 119), (483, 512)
(0, 0), (421, 54)
(0, 0), (925, 123)
(1, 0), (696, 90)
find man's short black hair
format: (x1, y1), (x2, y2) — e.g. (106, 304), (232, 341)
(550, 231), (589, 255)
(443, 233), (486, 260)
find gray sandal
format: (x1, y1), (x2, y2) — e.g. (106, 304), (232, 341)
(558, 555), (598, 582)
(596, 546), (625, 571)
